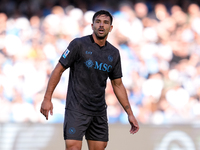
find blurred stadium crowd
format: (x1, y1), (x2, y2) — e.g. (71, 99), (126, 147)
(0, 0), (200, 124)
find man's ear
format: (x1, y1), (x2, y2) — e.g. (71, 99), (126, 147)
(91, 24), (94, 30)
(109, 25), (113, 32)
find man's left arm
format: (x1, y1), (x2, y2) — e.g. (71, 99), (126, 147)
(111, 78), (139, 134)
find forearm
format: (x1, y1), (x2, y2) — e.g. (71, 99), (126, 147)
(111, 79), (133, 116)
(111, 79), (139, 134)
(44, 63), (65, 101)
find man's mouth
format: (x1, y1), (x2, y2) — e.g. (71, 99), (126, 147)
(98, 28), (104, 34)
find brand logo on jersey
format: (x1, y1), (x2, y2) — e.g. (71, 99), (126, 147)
(86, 51), (92, 54)
(85, 59), (112, 72)
(108, 55), (113, 62)
(62, 49), (70, 58)
(68, 127), (76, 134)
(85, 59), (94, 68)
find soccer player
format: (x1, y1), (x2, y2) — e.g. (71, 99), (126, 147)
(40, 10), (139, 150)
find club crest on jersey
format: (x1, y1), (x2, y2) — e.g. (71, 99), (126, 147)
(108, 55), (113, 62)
(62, 49), (70, 58)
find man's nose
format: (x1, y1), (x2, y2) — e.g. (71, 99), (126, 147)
(100, 22), (104, 26)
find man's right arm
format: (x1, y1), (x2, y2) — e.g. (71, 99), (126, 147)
(40, 62), (66, 120)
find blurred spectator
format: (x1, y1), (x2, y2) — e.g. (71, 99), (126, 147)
(134, 2), (148, 20)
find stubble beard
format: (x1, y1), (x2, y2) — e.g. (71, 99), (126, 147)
(94, 30), (108, 40)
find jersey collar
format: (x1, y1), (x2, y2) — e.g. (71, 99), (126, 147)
(90, 35), (107, 49)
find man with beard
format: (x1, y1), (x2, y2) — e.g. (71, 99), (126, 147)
(40, 10), (139, 150)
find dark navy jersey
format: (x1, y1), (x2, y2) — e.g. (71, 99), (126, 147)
(59, 35), (122, 116)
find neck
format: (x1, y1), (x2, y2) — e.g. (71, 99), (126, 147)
(92, 33), (107, 47)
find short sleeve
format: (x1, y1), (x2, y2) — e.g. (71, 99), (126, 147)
(59, 39), (79, 69)
(108, 52), (123, 80)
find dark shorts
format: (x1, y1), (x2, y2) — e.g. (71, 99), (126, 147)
(63, 109), (108, 142)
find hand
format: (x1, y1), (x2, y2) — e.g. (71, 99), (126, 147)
(128, 115), (139, 134)
(40, 99), (53, 120)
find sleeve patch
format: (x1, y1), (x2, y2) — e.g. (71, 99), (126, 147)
(63, 49), (70, 58)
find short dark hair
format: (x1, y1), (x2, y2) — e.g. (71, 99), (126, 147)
(92, 10), (113, 25)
